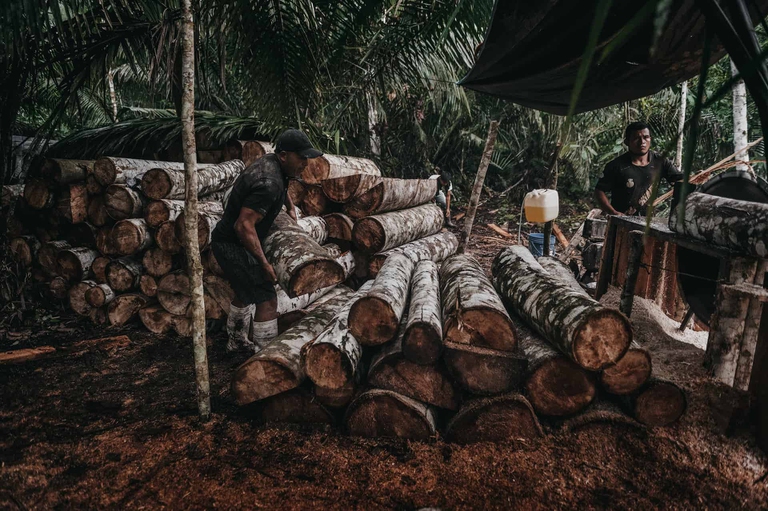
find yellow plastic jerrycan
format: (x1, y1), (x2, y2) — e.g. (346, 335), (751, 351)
(524, 189), (559, 223)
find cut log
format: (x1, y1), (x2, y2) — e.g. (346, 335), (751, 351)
(68, 280), (97, 315)
(620, 378), (687, 427)
(142, 247), (174, 277)
(86, 194), (111, 227)
(85, 174), (103, 195)
(85, 283), (115, 308)
(106, 257), (142, 292)
(139, 305), (175, 334)
(23, 179), (56, 209)
(247, 387), (334, 426)
(302, 154), (380, 185)
(91, 256), (110, 284)
(349, 254), (414, 346)
(56, 183), (89, 223)
(344, 389), (437, 441)
(276, 285), (350, 334)
(141, 160), (242, 200)
(287, 179), (306, 207)
(352, 204), (444, 254)
(441, 254), (517, 351)
(49, 276), (69, 299)
(111, 218), (153, 256)
(301, 281), (374, 390)
(107, 293), (151, 326)
(263, 211), (345, 297)
(599, 341), (652, 395)
(323, 213), (354, 241)
(562, 399), (643, 433)
(231, 287), (354, 405)
(368, 231), (459, 277)
(175, 202), (224, 250)
(300, 185), (328, 216)
(57, 247), (99, 282)
(403, 260), (443, 365)
(203, 275), (235, 319)
(41, 158), (93, 183)
(9, 235), (40, 267)
(224, 139), (273, 166)
(297, 216), (328, 245)
(344, 178), (436, 219)
(140, 275), (158, 297)
(93, 157), (211, 188)
(492, 245), (632, 371)
(38, 240), (70, 276)
(537, 255), (584, 293)
(95, 227), (119, 256)
(445, 393), (543, 444)
(157, 272), (191, 316)
(155, 221), (182, 254)
(321, 174), (382, 203)
(669, 190), (768, 257)
(443, 340), (527, 395)
(89, 306), (108, 326)
(313, 381), (357, 409)
(171, 315), (192, 337)
(144, 199), (184, 227)
(104, 185), (146, 220)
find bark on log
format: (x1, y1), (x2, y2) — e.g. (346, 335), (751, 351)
(104, 184), (146, 221)
(300, 185), (328, 217)
(599, 341), (652, 395)
(620, 378), (687, 427)
(246, 387), (334, 426)
(93, 157), (212, 188)
(175, 203), (224, 250)
(275, 285), (350, 334)
(49, 276), (69, 299)
(23, 179), (56, 209)
(57, 183), (89, 223)
(492, 245), (632, 371)
(302, 154), (380, 185)
(68, 280), (97, 315)
(57, 247), (99, 282)
(323, 213), (354, 241)
(368, 231), (459, 277)
(157, 272), (192, 316)
(445, 393), (544, 444)
(9, 235), (40, 267)
(139, 305), (175, 334)
(108, 293), (151, 327)
(111, 218), (153, 256)
(297, 216), (328, 245)
(106, 257), (143, 292)
(142, 247), (175, 277)
(231, 287), (354, 405)
(669, 191), (768, 257)
(443, 340), (528, 395)
(85, 174), (103, 195)
(223, 139), (273, 166)
(85, 283), (115, 308)
(2, 183), (23, 209)
(38, 240), (70, 276)
(263, 211), (345, 297)
(344, 389), (437, 441)
(562, 399), (643, 433)
(343, 178), (436, 219)
(349, 254), (414, 346)
(403, 260), (443, 365)
(39, 159), (93, 183)
(352, 203), (444, 254)
(321, 174), (382, 203)
(155, 221), (182, 254)
(140, 160), (242, 200)
(140, 275), (158, 297)
(145, 199), (184, 227)
(86, 194), (111, 227)
(537, 256), (584, 293)
(441, 254), (517, 351)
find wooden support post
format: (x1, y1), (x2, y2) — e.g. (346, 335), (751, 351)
(595, 217), (618, 300)
(459, 120), (499, 253)
(620, 230), (645, 317)
(542, 221), (553, 257)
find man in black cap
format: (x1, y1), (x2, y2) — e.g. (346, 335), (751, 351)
(211, 128), (322, 352)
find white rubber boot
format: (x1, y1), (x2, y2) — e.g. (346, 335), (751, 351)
(226, 304), (254, 352)
(250, 318), (278, 353)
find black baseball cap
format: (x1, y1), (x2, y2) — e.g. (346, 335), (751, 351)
(275, 129), (323, 158)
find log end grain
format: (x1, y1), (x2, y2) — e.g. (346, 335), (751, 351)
(232, 359), (298, 406)
(93, 157), (117, 186)
(157, 273), (191, 316)
(345, 390), (435, 441)
(348, 296), (399, 346)
(526, 357), (597, 417)
(108, 294), (149, 327)
(446, 394), (544, 444)
(600, 348), (652, 395)
(288, 259), (345, 298)
(23, 180), (52, 209)
(112, 219), (150, 256)
(633, 380), (687, 427)
(368, 359), (459, 411)
(443, 340), (528, 396)
(140, 168), (172, 200)
(155, 221), (182, 254)
(304, 342), (353, 390)
(301, 157), (331, 184)
(139, 305), (174, 334)
(445, 308), (517, 352)
(244, 388), (335, 426)
(322, 175), (363, 203)
(572, 308), (632, 371)
(314, 381), (356, 408)
(49, 277), (69, 299)
(351, 217), (385, 253)
(402, 322), (443, 365)
(85, 286), (107, 308)
(323, 213), (354, 240)
(145, 200), (171, 227)
(9, 237), (33, 266)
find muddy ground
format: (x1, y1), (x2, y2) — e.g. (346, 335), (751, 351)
(1, 202), (767, 510)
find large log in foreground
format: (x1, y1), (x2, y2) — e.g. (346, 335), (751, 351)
(445, 394), (543, 444)
(492, 245), (631, 371)
(344, 389), (437, 441)
(111, 218), (152, 256)
(301, 154), (380, 185)
(669, 190), (768, 257)
(441, 254), (517, 351)
(264, 211), (345, 297)
(599, 341), (652, 395)
(141, 160), (243, 200)
(403, 260), (443, 365)
(352, 203), (444, 254)
(57, 247), (99, 282)
(343, 178), (436, 219)
(368, 231), (458, 277)
(231, 288), (355, 405)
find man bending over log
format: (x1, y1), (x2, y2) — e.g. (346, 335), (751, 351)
(211, 129), (323, 352)
(430, 168), (455, 227)
(594, 121), (682, 216)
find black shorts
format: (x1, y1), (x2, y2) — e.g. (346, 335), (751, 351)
(211, 241), (276, 305)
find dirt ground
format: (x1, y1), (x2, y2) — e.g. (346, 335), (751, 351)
(2, 203), (768, 510)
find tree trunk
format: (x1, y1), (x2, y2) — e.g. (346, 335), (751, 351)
(108, 293), (151, 327)
(85, 283), (115, 308)
(368, 231), (458, 277)
(492, 245), (632, 371)
(155, 221), (182, 254)
(349, 254), (414, 346)
(38, 240), (70, 277)
(441, 253), (517, 351)
(321, 174), (382, 203)
(263, 211), (345, 297)
(287, 179), (306, 207)
(445, 393), (543, 444)
(313, 381), (357, 409)
(139, 305), (175, 334)
(599, 341), (652, 395)
(9, 235), (40, 267)
(352, 203), (444, 254)
(23, 179), (56, 209)
(323, 213), (354, 241)
(57, 247), (99, 282)
(86, 194), (111, 227)
(344, 389), (437, 441)
(140, 274), (158, 297)
(669, 191), (768, 257)
(619, 378), (687, 427)
(675, 82), (688, 169)
(104, 184), (146, 220)
(343, 178), (437, 219)
(175, 202), (224, 250)
(299, 185), (328, 217)
(460, 120), (500, 252)
(68, 280), (97, 315)
(57, 183), (89, 223)
(277, 286), (351, 333)
(403, 260), (443, 365)
(231, 288), (354, 405)
(297, 216), (328, 245)
(90, 256), (110, 284)
(157, 271), (192, 316)
(732, 59), (749, 171)
(145, 199), (185, 227)
(106, 257), (142, 292)
(111, 218), (153, 256)
(142, 247), (175, 277)
(537, 255), (584, 293)
(302, 154), (380, 185)
(93, 157), (211, 188)
(39, 159), (93, 184)
(247, 387), (335, 426)
(223, 139), (273, 166)
(141, 159), (242, 200)
(443, 339), (528, 395)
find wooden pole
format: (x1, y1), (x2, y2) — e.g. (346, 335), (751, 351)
(459, 120), (499, 253)
(180, 0), (211, 420)
(620, 230), (645, 317)
(675, 81), (687, 169)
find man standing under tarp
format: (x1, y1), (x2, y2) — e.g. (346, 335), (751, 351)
(595, 122), (683, 216)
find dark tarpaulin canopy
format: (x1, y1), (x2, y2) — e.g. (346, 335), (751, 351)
(459, 0), (768, 115)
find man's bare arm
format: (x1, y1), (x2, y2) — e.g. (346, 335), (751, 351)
(234, 207), (277, 283)
(594, 189), (622, 216)
(285, 192), (297, 221)
(445, 190), (452, 216)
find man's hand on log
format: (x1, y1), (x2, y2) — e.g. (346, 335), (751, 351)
(263, 262), (278, 284)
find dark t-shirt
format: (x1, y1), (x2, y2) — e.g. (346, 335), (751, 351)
(212, 154), (287, 243)
(595, 151), (683, 214)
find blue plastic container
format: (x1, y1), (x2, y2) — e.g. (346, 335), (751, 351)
(528, 233), (556, 257)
